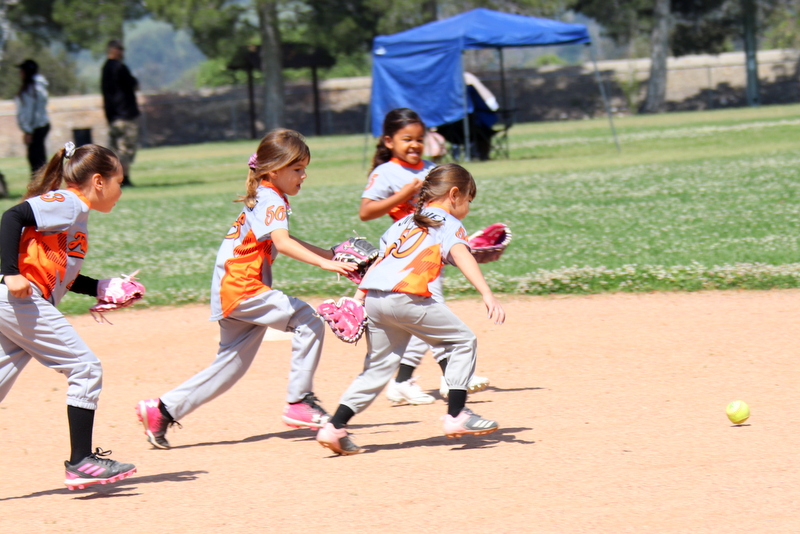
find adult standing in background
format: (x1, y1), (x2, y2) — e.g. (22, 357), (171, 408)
(102, 39), (139, 187)
(15, 59), (50, 176)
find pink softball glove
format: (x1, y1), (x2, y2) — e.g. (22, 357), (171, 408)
(316, 297), (367, 343)
(90, 270), (146, 323)
(468, 223), (512, 264)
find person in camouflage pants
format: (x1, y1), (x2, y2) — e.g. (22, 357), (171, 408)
(102, 39), (139, 187)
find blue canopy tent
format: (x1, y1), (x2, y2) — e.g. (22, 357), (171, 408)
(369, 8), (620, 159)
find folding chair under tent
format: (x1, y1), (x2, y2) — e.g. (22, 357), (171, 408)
(368, 8), (620, 161)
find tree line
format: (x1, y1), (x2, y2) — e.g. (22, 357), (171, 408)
(2, 0), (799, 126)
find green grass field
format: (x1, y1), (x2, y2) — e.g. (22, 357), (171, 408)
(2, 103), (800, 315)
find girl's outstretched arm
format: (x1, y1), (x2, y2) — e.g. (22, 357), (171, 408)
(270, 228), (356, 276)
(291, 235), (334, 259)
(450, 243), (506, 325)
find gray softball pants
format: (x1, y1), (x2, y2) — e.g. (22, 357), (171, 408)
(400, 274), (446, 367)
(0, 284), (102, 410)
(340, 290), (477, 414)
(161, 289), (325, 421)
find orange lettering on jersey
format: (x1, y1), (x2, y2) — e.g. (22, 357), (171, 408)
(218, 229), (272, 317)
(365, 175), (377, 191)
(456, 227), (468, 241)
(40, 192), (66, 203)
(18, 227), (68, 299)
(392, 244), (442, 296)
(264, 205), (287, 225)
(225, 213), (247, 240)
(67, 232), (88, 259)
(385, 226), (427, 259)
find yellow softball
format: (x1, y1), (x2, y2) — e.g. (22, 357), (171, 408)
(726, 400), (750, 424)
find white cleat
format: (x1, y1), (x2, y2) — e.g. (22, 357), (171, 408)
(440, 375), (490, 399)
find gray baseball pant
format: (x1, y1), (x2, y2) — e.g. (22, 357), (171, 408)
(161, 289), (325, 421)
(0, 285), (102, 410)
(340, 290), (476, 414)
(400, 274), (446, 367)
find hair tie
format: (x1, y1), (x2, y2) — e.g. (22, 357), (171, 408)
(248, 153), (258, 170)
(64, 141), (76, 160)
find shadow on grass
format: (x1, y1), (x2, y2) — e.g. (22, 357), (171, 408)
(0, 470), (206, 501)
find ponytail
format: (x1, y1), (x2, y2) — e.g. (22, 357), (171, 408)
(370, 143), (393, 173)
(25, 144), (120, 200)
(26, 148), (67, 199)
(239, 167), (261, 209)
(412, 163), (476, 230)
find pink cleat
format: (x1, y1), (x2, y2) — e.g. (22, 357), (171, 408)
(316, 423), (362, 455)
(64, 448), (136, 490)
(136, 398), (177, 449)
(442, 408), (498, 438)
(282, 393), (330, 429)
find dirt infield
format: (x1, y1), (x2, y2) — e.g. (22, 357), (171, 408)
(1, 290), (799, 533)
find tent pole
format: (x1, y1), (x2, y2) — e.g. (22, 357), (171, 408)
(589, 42), (621, 153)
(462, 53), (471, 162)
(498, 47), (507, 108)
(363, 98), (372, 170)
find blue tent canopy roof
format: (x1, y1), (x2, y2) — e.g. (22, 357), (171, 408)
(370, 8), (591, 136)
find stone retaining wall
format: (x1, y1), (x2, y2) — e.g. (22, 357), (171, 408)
(0, 49), (797, 158)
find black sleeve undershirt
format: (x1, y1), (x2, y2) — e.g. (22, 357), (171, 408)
(0, 201), (98, 297)
(0, 202), (35, 276)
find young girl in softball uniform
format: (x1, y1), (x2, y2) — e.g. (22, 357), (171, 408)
(318, 163), (505, 454)
(361, 108), (489, 406)
(136, 129), (356, 449)
(0, 142), (137, 489)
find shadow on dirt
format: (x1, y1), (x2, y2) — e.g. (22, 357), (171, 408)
(169, 420), (419, 450)
(0, 470), (206, 501)
(319, 426), (536, 457)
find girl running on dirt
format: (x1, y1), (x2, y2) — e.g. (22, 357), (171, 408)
(0, 142), (136, 489)
(318, 163), (505, 454)
(136, 129), (356, 449)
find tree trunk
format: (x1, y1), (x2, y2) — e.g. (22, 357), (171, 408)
(641, 0), (671, 113)
(421, 0), (438, 22)
(0, 0), (14, 62)
(741, 0), (759, 106)
(257, 0), (284, 130)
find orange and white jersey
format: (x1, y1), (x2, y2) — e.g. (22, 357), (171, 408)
(210, 182), (289, 320)
(360, 206), (469, 297)
(19, 188), (90, 305)
(362, 157), (436, 221)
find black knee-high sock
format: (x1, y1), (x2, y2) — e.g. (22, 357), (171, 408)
(447, 390), (467, 418)
(330, 405), (355, 429)
(158, 399), (174, 422)
(395, 363), (415, 383)
(67, 406), (95, 464)
(438, 358), (448, 374)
